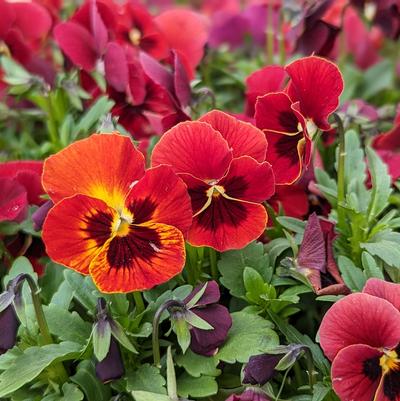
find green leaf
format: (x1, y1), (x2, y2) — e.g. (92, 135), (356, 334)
(361, 60), (393, 99)
(314, 168), (337, 206)
(186, 282), (208, 309)
(166, 347), (177, 400)
(216, 311), (278, 363)
(366, 147), (392, 221)
(93, 321), (112, 361)
(71, 360), (111, 401)
(311, 382), (331, 401)
(110, 321), (138, 354)
(132, 391), (171, 401)
(173, 318), (191, 354)
(360, 240), (400, 268)
(0, 342), (81, 397)
(276, 217), (306, 234)
(218, 241), (272, 297)
(361, 252), (384, 279)
(177, 373), (218, 398)
(42, 383), (84, 401)
(265, 237), (292, 267)
(338, 256), (366, 291)
(175, 349), (220, 378)
(44, 304), (92, 345)
(51, 281), (74, 309)
(184, 310), (213, 330)
(126, 364), (166, 394)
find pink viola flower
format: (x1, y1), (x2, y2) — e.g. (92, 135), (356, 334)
(319, 278), (400, 401)
(152, 110), (275, 251)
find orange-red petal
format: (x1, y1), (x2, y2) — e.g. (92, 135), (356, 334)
(42, 194), (116, 275)
(43, 133), (145, 209)
(89, 222), (186, 293)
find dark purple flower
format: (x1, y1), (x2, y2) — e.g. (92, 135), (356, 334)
(183, 281), (232, 356)
(32, 200), (54, 231)
(0, 305), (19, 354)
(95, 336), (124, 383)
(225, 388), (272, 401)
(243, 354), (282, 385)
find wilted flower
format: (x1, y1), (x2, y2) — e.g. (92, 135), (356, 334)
(42, 133), (192, 293)
(319, 278), (400, 401)
(243, 354), (282, 385)
(152, 110), (275, 251)
(0, 305), (19, 355)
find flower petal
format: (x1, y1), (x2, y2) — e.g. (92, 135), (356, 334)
(363, 278), (400, 312)
(219, 156), (275, 202)
(319, 293), (400, 361)
(43, 133), (145, 209)
(152, 121), (232, 181)
(199, 110), (268, 162)
(188, 196), (267, 251)
(104, 42), (129, 92)
(331, 344), (382, 401)
(285, 56), (343, 131)
(89, 222), (186, 293)
(125, 165), (193, 235)
(42, 194), (116, 275)
(0, 178), (27, 223)
(184, 280), (221, 306)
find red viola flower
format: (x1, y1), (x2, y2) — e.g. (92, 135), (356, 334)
(152, 110), (275, 251)
(41, 133), (192, 293)
(295, 213), (350, 296)
(54, 0), (117, 71)
(255, 56), (343, 184)
(319, 278), (400, 401)
(0, 161), (44, 223)
(155, 9), (209, 79)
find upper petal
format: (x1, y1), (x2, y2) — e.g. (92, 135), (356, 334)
(89, 222), (186, 293)
(363, 278), (400, 312)
(125, 165), (193, 235)
(319, 293), (400, 361)
(43, 133), (145, 209)
(42, 194), (116, 275)
(285, 56), (344, 131)
(151, 121), (232, 181)
(219, 156), (275, 203)
(199, 110), (268, 162)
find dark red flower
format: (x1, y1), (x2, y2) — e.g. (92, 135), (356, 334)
(0, 305), (19, 355)
(243, 354), (282, 385)
(225, 388), (272, 401)
(152, 110), (275, 251)
(319, 278), (400, 401)
(295, 213), (350, 296)
(184, 281), (232, 356)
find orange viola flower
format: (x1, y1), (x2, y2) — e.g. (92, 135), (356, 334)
(41, 133), (192, 293)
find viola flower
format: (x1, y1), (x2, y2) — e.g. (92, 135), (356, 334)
(183, 281), (232, 356)
(0, 161), (44, 223)
(225, 388), (272, 401)
(295, 213), (350, 296)
(319, 278), (400, 401)
(243, 354), (282, 385)
(42, 133), (192, 293)
(95, 337), (124, 383)
(0, 305), (19, 355)
(255, 56), (343, 184)
(152, 110), (275, 251)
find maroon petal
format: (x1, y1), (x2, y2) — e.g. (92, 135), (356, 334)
(0, 305), (19, 354)
(184, 281), (221, 307)
(104, 42), (129, 92)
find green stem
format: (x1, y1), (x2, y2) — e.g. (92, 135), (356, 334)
(208, 248), (218, 280)
(45, 94), (59, 147)
(334, 113), (346, 228)
(275, 366), (292, 401)
(133, 291), (145, 315)
(25, 275), (68, 382)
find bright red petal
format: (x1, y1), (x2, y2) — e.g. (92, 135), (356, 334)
(199, 110), (268, 162)
(42, 194), (116, 275)
(0, 0), (15, 38)
(54, 22), (98, 71)
(151, 121), (232, 181)
(43, 133), (145, 209)
(219, 156), (275, 202)
(89, 222), (186, 293)
(363, 278), (400, 312)
(0, 178), (27, 222)
(125, 165), (193, 235)
(285, 56), (343, 131)
(245, 65), (287, 116)
(332, 344), (382, 401)
(188, 196), (267, 251)
(319, 293), (400, 361)
(269, 184), (309, 219)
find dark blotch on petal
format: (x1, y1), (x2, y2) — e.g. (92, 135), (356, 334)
(128, 197), (157, 224)
(0, 305), (19, 354)
(243, 353), (283, 385)
(82, 209), (114, 246)
(362, 355), (381, 381)
(384, 368), (400, 401)
(95, 337), (124, 383)
(274, 133), (303, 165)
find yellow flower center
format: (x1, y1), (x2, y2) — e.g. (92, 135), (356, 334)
(206, 185), (226, 198)
(129, 28), (142, 46)
(0, 41), (10, 57)
(113, 211), (133, 237)
(380, 349), (400, 374)
(306, 119), (318, 138)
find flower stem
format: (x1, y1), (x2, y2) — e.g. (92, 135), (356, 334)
(275, 365), (292, 401)
(208, 248), (218, 280)
(133, 291), (145, 315)
(334, 113), (346, 229)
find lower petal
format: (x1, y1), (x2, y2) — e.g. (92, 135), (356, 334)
(188, 196), (267, 252)
(89, 222), (185, 293)
(42, 194), (115, 275)
(332, 344), (382, 401)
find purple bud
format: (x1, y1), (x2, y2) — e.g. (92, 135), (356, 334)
(95, 337), (124, 383)
(243, 354), (283, 385)
(0, 305), (19, 354)
(32, 200), (54, 231)
(225, 388), (272, 401)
